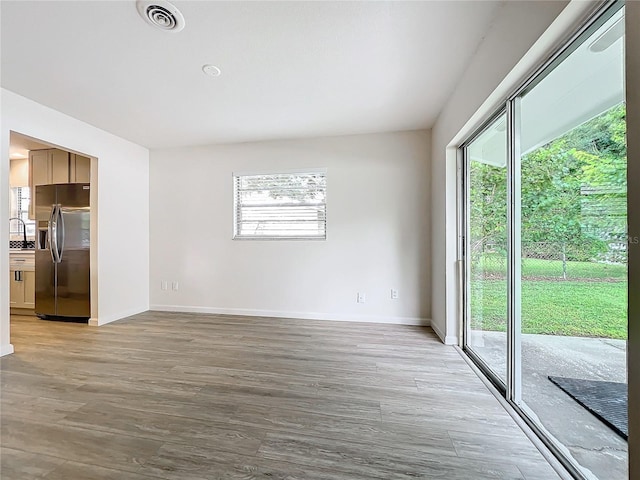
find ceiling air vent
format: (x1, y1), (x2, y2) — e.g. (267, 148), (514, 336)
(136, 0), (185, 33)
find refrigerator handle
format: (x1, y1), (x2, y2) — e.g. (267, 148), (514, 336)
(48, 205), (56, 263)
(48, 205), (60, 264)
(57, 205), (65, 262)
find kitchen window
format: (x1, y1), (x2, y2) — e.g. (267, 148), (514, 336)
(233, 170), (327, 240)
(9, 187), (35, 236)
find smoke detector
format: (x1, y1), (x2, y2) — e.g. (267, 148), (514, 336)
(202, 64), (222, 77)
(136, 0), (185, 33)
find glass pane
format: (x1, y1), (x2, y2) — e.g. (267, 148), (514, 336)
(235, 173), (327, 239)
(519, 7), (627, 479)
(9, 187), (36, 237)
(466, 113), (508, 382)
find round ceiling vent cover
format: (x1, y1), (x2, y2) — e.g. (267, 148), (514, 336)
(136, 0), (185, 32)
(202, 64), (222, 77)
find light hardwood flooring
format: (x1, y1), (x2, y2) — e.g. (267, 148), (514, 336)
(1, 312), (560, 479)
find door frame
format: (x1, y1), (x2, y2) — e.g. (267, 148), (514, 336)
(460, 107), (509, 395)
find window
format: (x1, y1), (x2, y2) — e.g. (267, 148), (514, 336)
(9, 187), (35, 236)
(233, 170), (326, 239)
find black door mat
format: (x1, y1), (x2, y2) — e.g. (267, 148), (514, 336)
(548, 376), (627, 440)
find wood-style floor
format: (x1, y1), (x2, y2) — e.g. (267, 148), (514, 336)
(1, 312), (559, 479)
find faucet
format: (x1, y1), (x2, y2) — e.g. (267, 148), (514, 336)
(9, 217), (28, 249)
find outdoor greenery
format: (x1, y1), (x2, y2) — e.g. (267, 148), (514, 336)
(470, 104), (628, 339)
(471, 281), (627, 339)
(470, 104), (627, 261)
(475, 254), (627, 280)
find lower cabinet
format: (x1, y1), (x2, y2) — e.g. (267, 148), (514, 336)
(10, 270), (35, 309)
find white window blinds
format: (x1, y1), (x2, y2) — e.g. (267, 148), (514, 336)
(234, 171), (327, 239)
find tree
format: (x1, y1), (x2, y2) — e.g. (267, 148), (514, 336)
(523, 103), (626, 262)
(470, 102), (627, 266)
(569, 103), (627, 189)
(469, 161), (507, 255)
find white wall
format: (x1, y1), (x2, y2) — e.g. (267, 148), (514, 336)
(0, 89), (150, 354)
(429, 0), (587, 343)
(150, 130), (430, 324)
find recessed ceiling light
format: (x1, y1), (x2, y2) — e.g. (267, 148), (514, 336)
(202, 64), (222, 77)
(136, 0), (185, 33)
(10, 153), (27, 159)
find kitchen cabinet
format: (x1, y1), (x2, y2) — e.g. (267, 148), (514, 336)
(29, 149), (70, 219)
(30, 148), (70, 184)
(9, 158), (29, 187)
(10, 269), (35, 310)
(70, 154), (91, 183)
(28, 149), (91, 219)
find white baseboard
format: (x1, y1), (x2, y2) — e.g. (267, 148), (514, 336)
(150, 304), (430, 326)
(430, 321), (458, 345)
(0, 344), (15, 356)
(89, 306), (149, 326)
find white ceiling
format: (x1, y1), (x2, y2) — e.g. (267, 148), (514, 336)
(9, 132), (51, 159)
(469, 7), (625, 167)
(1, 1), (503, 149)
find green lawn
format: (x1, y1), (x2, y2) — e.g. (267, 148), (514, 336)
(470, 257), (628, 339)
(475, 254), (627, 280)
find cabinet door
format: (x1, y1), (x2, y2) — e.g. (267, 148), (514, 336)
(70, 154), (91, 183)
(30, 151), (50, 186)
(10, 158), (29, 188)
(29, 150), (50, 219)
(51, 149), (70, 183)
(9, 270), (25, 307)
(23, 271), (36, 308)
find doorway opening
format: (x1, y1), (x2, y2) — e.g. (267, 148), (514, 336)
(8, 131), (98, 335)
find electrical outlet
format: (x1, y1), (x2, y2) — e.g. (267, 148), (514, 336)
(357, 292), (366, 303)
(172, 281), (179, 291)
(391, 289), (398, 299)
(161, 280), (168, 291)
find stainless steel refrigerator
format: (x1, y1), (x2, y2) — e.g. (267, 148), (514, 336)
(35, 183), (91, 319)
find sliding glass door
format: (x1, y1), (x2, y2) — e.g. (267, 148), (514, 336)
(464, 113), (508, 385)
(461, 4), (627, 479)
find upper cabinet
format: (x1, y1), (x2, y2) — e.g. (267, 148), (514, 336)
(29, 149), (69, 219)
(28, 149), (91, 219)
(9, 158), (29, 187)
(30, 149), (69, 186)
(70, 154), (91, 183)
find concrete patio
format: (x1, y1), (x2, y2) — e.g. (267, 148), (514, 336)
(468, 331), (627, 480)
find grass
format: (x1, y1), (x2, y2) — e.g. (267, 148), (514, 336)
(470, 256), (628, 339)
(475, 254), (627, 280)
